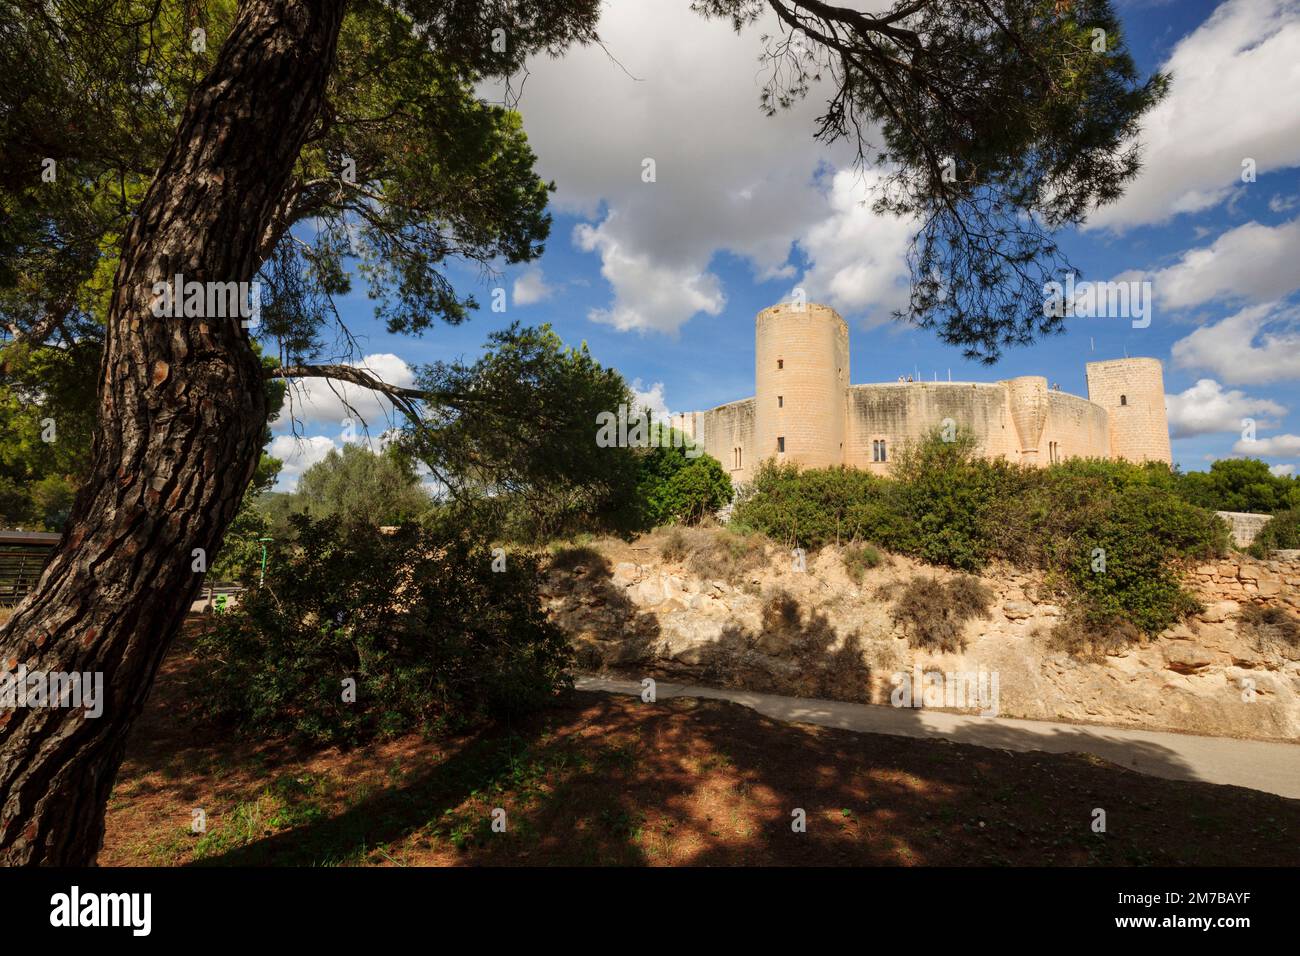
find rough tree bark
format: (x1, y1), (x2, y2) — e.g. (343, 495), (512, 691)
(0, 0), (348, 865)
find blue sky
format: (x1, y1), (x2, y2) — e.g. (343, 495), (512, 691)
(269, 0), (1300, 489)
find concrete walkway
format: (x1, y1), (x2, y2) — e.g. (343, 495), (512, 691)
(575, 676), (1300, 799)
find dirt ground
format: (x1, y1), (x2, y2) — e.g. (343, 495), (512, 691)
(98, 622), (1300, 867)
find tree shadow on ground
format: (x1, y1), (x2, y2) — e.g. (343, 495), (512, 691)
(107, 618), (1300, 868)
(177, 688), (1299, 867)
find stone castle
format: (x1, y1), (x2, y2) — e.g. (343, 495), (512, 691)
(672, 302), (1172, 483)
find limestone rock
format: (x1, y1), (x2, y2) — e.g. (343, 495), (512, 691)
(1199, 600), (1239, 624)
(1002, 601), (1035, 620)
(1162, 642), (1216, 673)
(545, 531), (1300, 741)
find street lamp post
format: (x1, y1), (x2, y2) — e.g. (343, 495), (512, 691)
(258, 537), (273, 588)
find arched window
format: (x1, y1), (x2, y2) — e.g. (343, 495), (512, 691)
(1120, 394), (1127, 406)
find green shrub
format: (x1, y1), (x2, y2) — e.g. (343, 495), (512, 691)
(731, 430), (1229, 643)
(733, 462), (883, 549)
(635, 433), (733, 528)
(193, 515), (572, 745)
(842, 543), (882, 583)
(884, 430), (1029, 571)
(1034, 476), (1227, 639)
(1249, 508), (1300, 557)
(889, 575), (994, 653)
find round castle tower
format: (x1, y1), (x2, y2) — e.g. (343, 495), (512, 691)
(1003, 375), (1050, 465)
(754, 302), (848, 470)
(1084, 357), (1172, 464)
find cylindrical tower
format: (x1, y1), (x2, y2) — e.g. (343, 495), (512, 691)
(1085, 357), (1173, 464)
(754, 302), (848, 470)
(1004, 375), (1049, 465)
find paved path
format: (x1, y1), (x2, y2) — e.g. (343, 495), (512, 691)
(575, 676), (1300, 799)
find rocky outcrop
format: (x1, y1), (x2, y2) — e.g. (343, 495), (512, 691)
(542, 532), (1300, 742)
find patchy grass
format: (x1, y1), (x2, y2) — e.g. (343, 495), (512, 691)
(547, 544), (605, 575)
(1044, 612), (1144, 663)
(841, 544), (883, 583)
(99, 622), (1300, 867)
(1238, 603), (1300, 651)
(659, 527), (689, 563)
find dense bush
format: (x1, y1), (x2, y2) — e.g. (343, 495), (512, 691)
(732, 462), (885, 549)
(1249, 508), (1300, 557)
(886, 431), (1031, 571)
(193, 515), (572, 744)
(732, 429), (1228, 639)
(1173, 458), (1300, 515)
(635, 433), (733, 527)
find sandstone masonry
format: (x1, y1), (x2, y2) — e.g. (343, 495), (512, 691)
(672, 302), (1172, 484)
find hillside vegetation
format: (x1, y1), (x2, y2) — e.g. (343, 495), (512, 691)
(731, 430), (1230, 642)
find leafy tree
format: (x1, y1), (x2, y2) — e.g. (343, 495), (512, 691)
(0, 337), (99, 530)
(696, 0), (1167, 361)
(1249, 509), (1300, 557)
(294, 443), (433, 528)
(0, 0), (1166, 863)
(401, 323), (641, 542)
(635, 435), (733, 528)
(194, 514), (572, 744)
(1174, 459), (1300, 515)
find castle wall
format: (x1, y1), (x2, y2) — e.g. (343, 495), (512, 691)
(754, 303), (848, 472)
(1042, 391), (1112, 462)
(694, 398), (756, 484)
(676, 302), (1168, 484)
(844, 382), (1016, 472)
(842, 382), (1111, 472)
(1086, 358), (1173, 464)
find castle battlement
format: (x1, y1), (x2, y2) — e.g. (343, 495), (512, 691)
(681, 302), (1172, 483)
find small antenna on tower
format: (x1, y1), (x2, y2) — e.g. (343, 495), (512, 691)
(1090, 337), (1095, 352)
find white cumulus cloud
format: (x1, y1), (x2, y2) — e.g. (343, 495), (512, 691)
(487, 0), (911, 335)
(796, 169), (916, 326)
(268, 434), (338, 491)
(1233, 433), (1300, 456)
(513, 265), (554, 306)
(575, 218), (726, 334)
(277, 353), (416, 431)
(1087, 0), (1300, 232)
(1149, 218), (1300, 309)
(1170, 302), (1300, 384)
(1165, 379), (1286, 438)
(630, 379), (672, 421)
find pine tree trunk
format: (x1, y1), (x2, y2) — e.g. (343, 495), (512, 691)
(0, 0), (347, 866)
